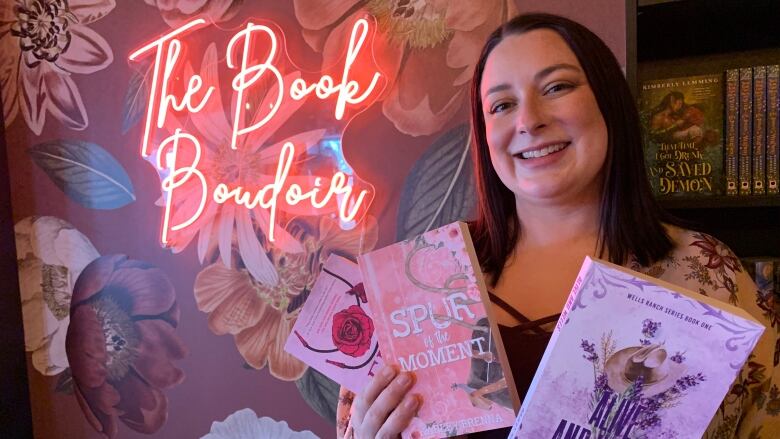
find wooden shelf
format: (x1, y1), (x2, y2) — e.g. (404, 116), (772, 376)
(659, 195), (780, 210)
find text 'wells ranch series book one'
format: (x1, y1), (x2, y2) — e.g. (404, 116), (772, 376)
(509, 257), (765, 439)
(358, 222), (519, 439)
(639, 74), (724, 197)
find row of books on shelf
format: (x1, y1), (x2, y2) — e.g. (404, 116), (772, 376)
(284, 222), (765, 438)
(639, 64), (779, 198)
(743, 257), (780, 300)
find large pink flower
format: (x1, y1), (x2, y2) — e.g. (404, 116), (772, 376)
(65, 254), (186, 438)
(143, 0), (242, 27)
(294, 0), (516, 136)
(0, 0), (114, 134)
(193, 216), (377, 380)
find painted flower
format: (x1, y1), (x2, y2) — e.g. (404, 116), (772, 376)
(332, 305), (373, 357)
(155, 43), (330, 286)
(690, 233), (741, 273)
(15, 216), (99, 375)
(193, 216), (377, 380)
(143, 0), (242, 27)
(65, 254), (186, 438)
(0, 0), (114, 134)
(293, 0), (516, 136)
(201, 408), (317, 439)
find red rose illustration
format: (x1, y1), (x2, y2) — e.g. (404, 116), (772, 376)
(332, 305), (373, 357)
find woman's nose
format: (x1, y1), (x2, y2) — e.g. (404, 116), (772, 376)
(515, 96), (547, 135)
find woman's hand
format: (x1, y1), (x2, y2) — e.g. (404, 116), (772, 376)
(350, 365), (421, 439)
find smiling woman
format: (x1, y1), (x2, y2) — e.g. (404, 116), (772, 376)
(336, 13), (779, 439)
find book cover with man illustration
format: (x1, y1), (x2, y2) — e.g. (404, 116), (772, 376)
(639, 74), (724, 197)
(508, 257), (765, 439)
(358, 222), (519, 439)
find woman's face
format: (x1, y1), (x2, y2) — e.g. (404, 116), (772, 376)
(480, 29), (608, 205)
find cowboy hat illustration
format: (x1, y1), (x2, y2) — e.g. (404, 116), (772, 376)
(605, 343), (685, 396)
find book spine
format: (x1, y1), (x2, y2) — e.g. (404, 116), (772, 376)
(753, 66), (767, 195)
(768, 65), (779, 195)
(739, 67), (754, 195)
(725, 69), (740, 195)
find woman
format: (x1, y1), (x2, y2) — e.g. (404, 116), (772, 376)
(337, 13), (777, 438)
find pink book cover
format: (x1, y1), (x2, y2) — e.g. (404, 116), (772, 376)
(358, 222), (519, 438)
(509, 257), (765, 439)
(284, 255), (383, 393)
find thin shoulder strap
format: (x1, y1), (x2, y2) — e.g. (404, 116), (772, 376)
(488, 291), (530, 323)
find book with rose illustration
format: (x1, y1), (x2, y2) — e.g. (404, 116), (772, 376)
(358, 221), (520, 439)
(284, 255), (382, 393)
(508, 257), (765, 439)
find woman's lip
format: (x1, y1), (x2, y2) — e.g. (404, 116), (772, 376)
(513, 142), (571, 160)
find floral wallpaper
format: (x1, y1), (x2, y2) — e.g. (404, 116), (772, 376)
(1, 1), (624, 438)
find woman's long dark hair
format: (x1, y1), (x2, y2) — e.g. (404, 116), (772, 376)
(469, 13), (676, 286)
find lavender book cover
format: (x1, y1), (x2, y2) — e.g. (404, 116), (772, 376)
(509, 257), (765, 439)
(284, 255), (382, 393)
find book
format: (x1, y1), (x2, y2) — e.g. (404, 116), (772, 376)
(753, 66), (767, 195)
(725, 69), (740, 195)
(358, 222), (519, 438)
(739, 67), (754, 195)
(508, 257), (765, 439)
(284, 255), (383, 393)
(638, 74), (724, 197)
(767, 65), (779, 195)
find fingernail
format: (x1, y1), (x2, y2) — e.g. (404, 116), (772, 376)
(404, 394), (420, 410)
(382, 365), (397, 379)
(396, 372), (413, 387)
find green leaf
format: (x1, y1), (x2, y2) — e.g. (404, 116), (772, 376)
(29, 140), (136, 210)
(121, 63), (152, 134)
(295, 367), (339, 425)
(396, 123), (476, 240)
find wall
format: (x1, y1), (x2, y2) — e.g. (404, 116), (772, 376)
(0, 1), (626, 438)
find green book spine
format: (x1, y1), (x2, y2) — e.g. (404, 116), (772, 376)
(739, 67), (753, 195)
(753, 66), (767, 195)
(725, 69), (739, 195)
(639, 75), (724, 197)
(767, 65), (779, 195)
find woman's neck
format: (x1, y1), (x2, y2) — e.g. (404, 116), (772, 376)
(514, 194), (601, 251)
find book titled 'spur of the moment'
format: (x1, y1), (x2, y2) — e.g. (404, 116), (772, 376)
(358, 222), (520, 438)
(284, 255), (383, 393)
(509, 257), (765, 439)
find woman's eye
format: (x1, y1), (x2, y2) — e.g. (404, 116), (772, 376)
(489, 102), (512, 114)
(544, 83), (573, 95)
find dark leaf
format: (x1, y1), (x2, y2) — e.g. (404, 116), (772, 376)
(295, 367), (339, 424)
(29, 140), (136, 210)
(54, 368), (74, 395)
(396, 123), (476, 240)
(121, 63), (153, 134)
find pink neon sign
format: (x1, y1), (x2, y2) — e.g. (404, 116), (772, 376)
(129, 17), (382, 247)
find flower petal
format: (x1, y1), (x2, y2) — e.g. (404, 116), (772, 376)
(189, 43), (231, 146)
(131, 319), (186, 389)
(235, 309), (280, 369)
(31, 323), (70, 375)
(236, 209), (278, 286)
(382, 87), (464, 136)
(75, 383), (121, 437)
(54, 228), (101, 289)
(444, 0), (499, 32)
(69, 0), (117, 24)
(20, 64), (48, 135)
(267, 316), (306, 380)
(106, 265), (176, 317)
(218, 204), (235, 268)
(56, 25), (113, 75)
(0, 34), (19, 125)
(446, 29), (490, 85)
(194, 263), (267, 334)
(320, 215), (378, 256)
(293, 0), (361, 31)
(72, 254), (126, 304)
(66, 305), (109, 388)
(21, 292), (57, 351)
(42, 67), (89, 130)
(114, 370), (168, 434)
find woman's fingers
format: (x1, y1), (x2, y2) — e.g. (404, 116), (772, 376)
(360, 371), (416, 435)
(352, 365), (399, 425)
(375, 393), (421, 439)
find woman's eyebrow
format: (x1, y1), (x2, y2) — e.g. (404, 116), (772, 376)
(484, 83), (511, 98)
(534, 63), (581, 82)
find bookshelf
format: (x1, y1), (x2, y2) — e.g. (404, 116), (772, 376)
(627, 0), (780, 258)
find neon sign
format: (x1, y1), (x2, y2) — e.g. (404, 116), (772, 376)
(129, 17), (382, 247)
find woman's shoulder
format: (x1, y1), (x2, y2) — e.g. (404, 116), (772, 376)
(631, 225), (748, 305)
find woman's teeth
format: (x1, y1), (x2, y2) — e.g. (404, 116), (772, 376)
(519, 142), (569, 159)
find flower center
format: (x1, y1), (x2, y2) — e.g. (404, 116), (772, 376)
(365, 0), (451, 49)
(91, 296), (138, 381)
(11, 0), (76, 66)
(251, 239), (320, 312)
(41, 263), (70, 320)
